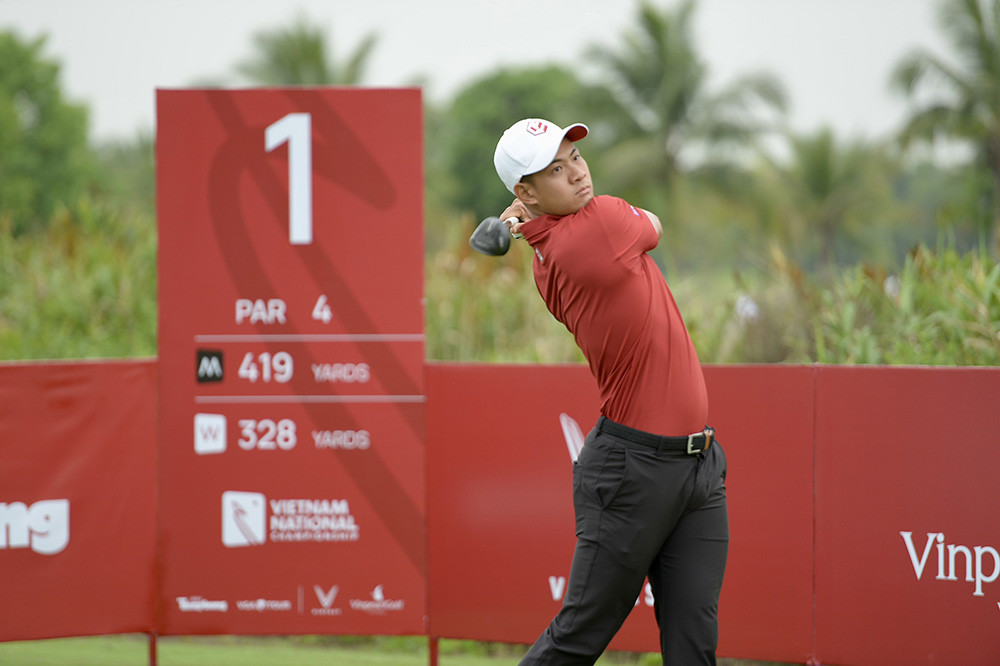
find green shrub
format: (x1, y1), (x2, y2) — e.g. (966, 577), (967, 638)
(0, 196), (156, 360)
(814, 245), (1000, 365)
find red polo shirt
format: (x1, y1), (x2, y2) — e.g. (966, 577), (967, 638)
(521, 195), (707, 435)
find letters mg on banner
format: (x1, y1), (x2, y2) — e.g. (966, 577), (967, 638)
(0, 500), (69, 555)
(156, 89), (426, 636)
(0, 360), (157, 642)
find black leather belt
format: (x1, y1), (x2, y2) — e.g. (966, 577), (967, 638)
(596, 416), (715, 455)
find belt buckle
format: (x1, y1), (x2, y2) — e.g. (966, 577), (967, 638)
(686, 427), (714, 455)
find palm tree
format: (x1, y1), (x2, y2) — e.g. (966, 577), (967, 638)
(235, 15), (377, 86)
(587, 0), (787, 206)
(774, 128), (893, 271)
(891, 0), (1000, 246)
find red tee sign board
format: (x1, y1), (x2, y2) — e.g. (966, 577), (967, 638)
(156, 89), (425, 635)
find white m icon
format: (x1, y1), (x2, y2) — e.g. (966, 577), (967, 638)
(198, 356), (222, 378)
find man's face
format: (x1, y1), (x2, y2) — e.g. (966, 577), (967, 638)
(516, 138), (594, 217)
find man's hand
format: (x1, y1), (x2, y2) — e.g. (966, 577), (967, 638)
(500, 199), (531, 238)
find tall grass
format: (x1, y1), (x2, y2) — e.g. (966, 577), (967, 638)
(813, 244), (1000, 364)
(424, 213), (582, 364)
(2, 198), (996, 367)
(0, 198), (156, 360)
(427, 213), (1000, 367)
(668, 242), (1000, 366)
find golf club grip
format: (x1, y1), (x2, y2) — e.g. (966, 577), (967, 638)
(505, 217), (524, 240)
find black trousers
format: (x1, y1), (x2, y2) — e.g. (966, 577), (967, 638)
(520, 417), (729, 665)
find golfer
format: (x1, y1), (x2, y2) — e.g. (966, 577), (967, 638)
(492, 118), (729, 665)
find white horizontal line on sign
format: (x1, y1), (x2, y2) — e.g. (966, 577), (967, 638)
(194, 395), (426, 404)
(193, 334), (425, 343)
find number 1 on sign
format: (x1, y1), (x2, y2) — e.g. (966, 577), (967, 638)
(265, 113), (312, 245)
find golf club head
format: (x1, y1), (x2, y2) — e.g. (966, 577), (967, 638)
(469, 216), (511, 256)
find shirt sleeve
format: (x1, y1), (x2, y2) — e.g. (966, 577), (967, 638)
(596, 196), (658, 262)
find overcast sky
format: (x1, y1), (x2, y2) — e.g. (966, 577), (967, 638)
(3, 0), (951, 142)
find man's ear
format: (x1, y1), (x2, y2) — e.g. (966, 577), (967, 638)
(513, 181), (536, 206)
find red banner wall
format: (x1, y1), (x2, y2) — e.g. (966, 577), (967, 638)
(814, 366), (1000, 664)
(0, 360), (157, 641)
(426, 363), (603, 645)
(426, 363), (816, 662)
(3, 356), (997, 663)
(705, 365), (816, 662)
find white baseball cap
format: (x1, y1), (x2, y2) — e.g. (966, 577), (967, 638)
(494, 118), (589, 193)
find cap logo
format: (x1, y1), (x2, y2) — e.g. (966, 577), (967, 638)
(527, 121), (548, 136)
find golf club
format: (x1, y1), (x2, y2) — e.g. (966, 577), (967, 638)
(469, 216), (520, 256)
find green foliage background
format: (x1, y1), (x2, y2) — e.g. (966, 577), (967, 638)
(2, 0), (999, 367)
(0, 33), (92, 236)
(0, 198), (156, 358)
